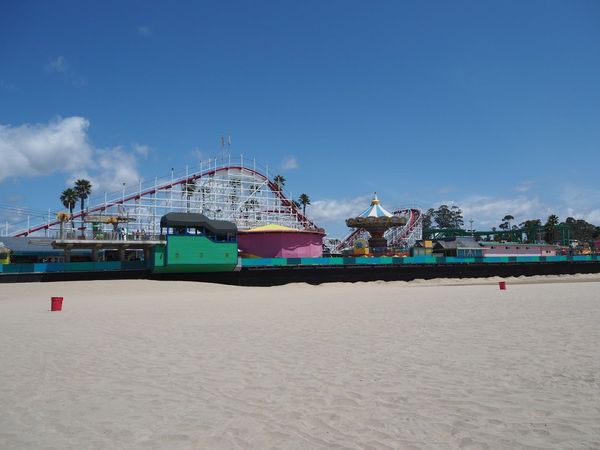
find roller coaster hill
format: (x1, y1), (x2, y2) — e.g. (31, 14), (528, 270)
(2, 155), (600, 284)
(10, 156), (318, 240)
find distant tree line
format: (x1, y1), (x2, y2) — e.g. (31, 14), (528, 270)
(563, 217), (600, 241)
(422, 205), (600, 244)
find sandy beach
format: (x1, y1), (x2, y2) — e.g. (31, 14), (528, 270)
(1, 275), (599, 449)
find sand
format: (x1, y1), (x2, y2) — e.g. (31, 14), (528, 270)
(1, 275), (599, 449)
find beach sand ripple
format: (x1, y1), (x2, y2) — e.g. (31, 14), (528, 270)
(1, 277), (599, 449)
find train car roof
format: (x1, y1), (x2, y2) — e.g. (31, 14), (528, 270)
(159, 213), (237, 234)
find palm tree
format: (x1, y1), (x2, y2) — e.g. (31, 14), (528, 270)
(273, 175), (286, 191)
(544, 214), (560, 244)
(60, 188), (78, 231)
(74, 179), (92, 236)
(182, 179), (196, 212)
(298, 193), (311, 216)
(546, 214), (559, 227)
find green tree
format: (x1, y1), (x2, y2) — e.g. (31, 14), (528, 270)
(434, 205), (464, 229)
(298, 193), (311, 215)
(450, 205), (464, 228)
(499, 214), (514, 231)
(60, 188), (78, 230)
(433, 205), (453, 228)
(74, 179), (92, 235)
(564, 217), (597, 242)
(519, 219), (542, 242)
(182, 179), (196, 212)
(422, 208), (435, 233)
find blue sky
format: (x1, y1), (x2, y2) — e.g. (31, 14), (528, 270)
(1, 0), (599, 237)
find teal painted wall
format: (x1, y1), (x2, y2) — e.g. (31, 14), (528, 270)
(2, 254), (598, 275)
(152, 235), (238, 273)
(241, 255), (599, 267)
(152, 245), (165, 267)
(0, 261), (147, 274)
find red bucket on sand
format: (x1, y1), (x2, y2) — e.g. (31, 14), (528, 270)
(51, 297), (63, 311)
(498, 281), (506, 290)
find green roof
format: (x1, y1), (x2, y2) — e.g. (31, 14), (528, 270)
(160, 213), (237, 234)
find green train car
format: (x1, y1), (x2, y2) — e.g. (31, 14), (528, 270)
(152, 213), (238, 273)
(0, 244), (10, 265)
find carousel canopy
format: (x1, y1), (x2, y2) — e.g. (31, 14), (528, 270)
(358, 194), (393, 218)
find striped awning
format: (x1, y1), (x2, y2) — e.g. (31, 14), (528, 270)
(358, 194), (393, 218)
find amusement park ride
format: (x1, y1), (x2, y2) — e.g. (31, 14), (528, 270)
(8, 155), (423, 253)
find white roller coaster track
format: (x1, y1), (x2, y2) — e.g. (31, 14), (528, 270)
(12, 155), (319, 238)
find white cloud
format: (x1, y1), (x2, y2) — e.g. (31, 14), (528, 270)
(0, 208), (30, 226)
(137, 26), (152, 37)
(451, 193), (598, 228)
(44, 56), (86, 86)
(0, 116), (145, 195)
(85, 147), (142, 193)
(309, 187), (600, 236)
(585, 210), (600, 224)
(133, 144), (150, 157)
(280, 156), (299, 171)
(45, 56), (68, 73)
(515, 180), (534, 193)
(552, 184), (600, 225)
(0, 117), (94, 182)
(311, 188), (600, 236)
(309, 195), (371, 223)
(557, 184), (600, 211)
(459, 195), (550, 228)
